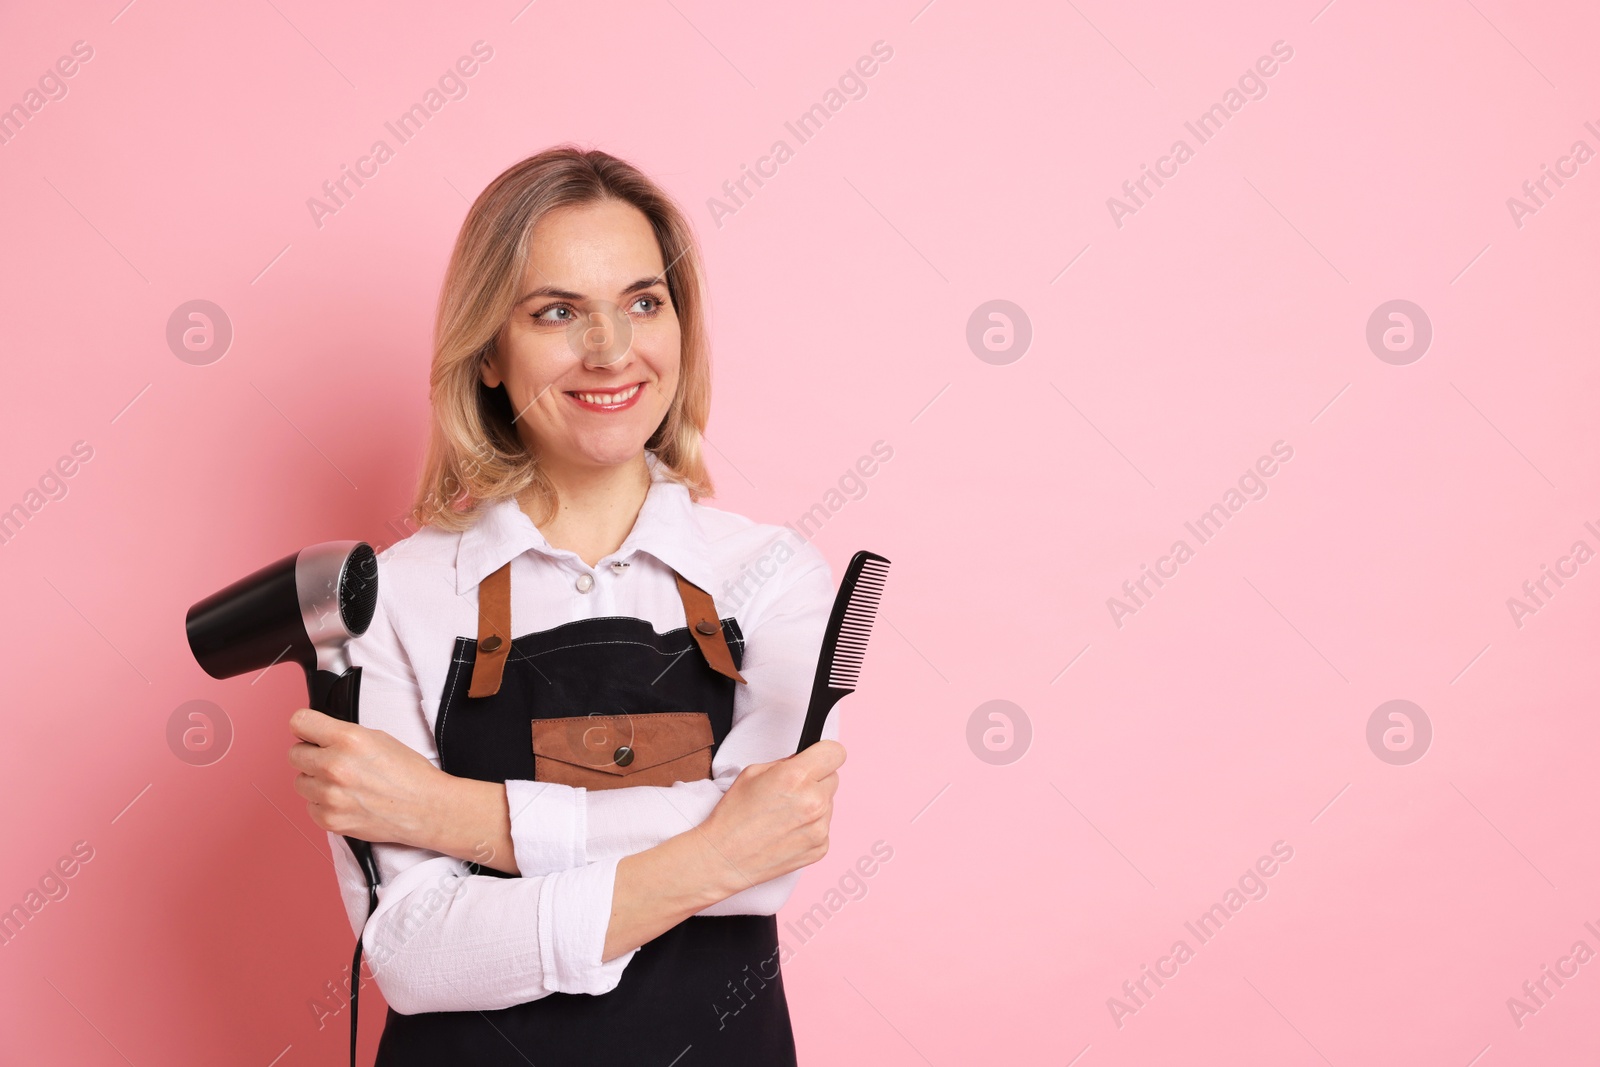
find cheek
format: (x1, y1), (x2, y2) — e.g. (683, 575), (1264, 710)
(638, 334), (681, 393)
(501, 338), (571, 395)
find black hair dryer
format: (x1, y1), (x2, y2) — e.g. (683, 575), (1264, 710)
(184, 540), (382, 893)
(185, 541), (382, 1067)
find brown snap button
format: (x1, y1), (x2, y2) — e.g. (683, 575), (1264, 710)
(480, 635), (503, 653)
(614, 745), (635, 767)
(695, 620), (718, 636)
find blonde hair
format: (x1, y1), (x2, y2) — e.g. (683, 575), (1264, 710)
(410, 145), (715, 533)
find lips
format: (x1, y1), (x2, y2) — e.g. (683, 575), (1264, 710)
(565, 381), (645, 412)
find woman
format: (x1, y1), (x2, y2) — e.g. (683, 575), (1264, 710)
(285, 145), (847, 1065)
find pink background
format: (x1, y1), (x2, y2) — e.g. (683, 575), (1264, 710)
(2, 0), (1597, 1063)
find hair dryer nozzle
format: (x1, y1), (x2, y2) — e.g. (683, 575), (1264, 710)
(185, 541), (378, 681)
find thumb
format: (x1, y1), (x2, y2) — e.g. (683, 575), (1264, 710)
(289, 707), (343, 746)
(792, 740), (846, 778)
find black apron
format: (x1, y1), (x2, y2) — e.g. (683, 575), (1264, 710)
(373, 561), (798, 1066)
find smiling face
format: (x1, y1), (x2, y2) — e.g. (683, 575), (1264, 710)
(481, 197), (681, 479)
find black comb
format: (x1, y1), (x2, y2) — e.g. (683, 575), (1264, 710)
(795, 550), (891, 753)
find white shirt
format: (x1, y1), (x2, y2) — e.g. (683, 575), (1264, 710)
(330, 450), (838, 1015)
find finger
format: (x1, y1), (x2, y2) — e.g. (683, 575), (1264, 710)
(304, 801), (333, 833)
(736, 758), (778, 780)
(286, 740), (330, 774)
(294, 739), (344, 780)
(292, 772), (326, 804)
(289, 707), (347, 746)
(793, 740), (846, 778)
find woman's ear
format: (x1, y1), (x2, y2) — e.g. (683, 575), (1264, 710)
(478, 340), (502, 389)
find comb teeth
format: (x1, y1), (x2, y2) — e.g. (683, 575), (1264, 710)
(826, 558), (889, 690)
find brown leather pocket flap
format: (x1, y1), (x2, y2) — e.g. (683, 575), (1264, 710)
(532, 712), (713, 782)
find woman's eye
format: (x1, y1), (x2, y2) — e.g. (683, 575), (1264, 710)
(532, 297), (665, 323)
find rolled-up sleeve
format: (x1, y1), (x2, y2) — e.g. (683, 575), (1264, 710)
(330, 838), (636, 1013)
(502, 532), (838, 918)
(334, 557), (637, 1013)
(503, 779), (587, 876)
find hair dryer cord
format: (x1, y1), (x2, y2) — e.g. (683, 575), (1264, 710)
(313, 667), (381, 1067)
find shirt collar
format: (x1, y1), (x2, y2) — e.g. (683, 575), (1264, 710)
(453, 451), (716, 595)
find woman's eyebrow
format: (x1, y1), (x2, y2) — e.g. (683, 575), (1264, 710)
(515, 275), (667, 305)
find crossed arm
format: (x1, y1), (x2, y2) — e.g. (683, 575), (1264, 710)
(290, 542), (844, 1011)
(295, 706), (843, 964)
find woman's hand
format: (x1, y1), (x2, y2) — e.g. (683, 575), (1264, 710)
(287, 708), (444, 846)
(602, 740), (847, 961)
(288, 708), (518, 870)
(695, 740), (847, 894)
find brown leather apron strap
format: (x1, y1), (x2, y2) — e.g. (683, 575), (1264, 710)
(674, 572), (747, 685)
(467, 561), (512, 698)
(467, 561), (746, 697)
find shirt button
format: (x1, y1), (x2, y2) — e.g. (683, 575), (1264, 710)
(575, 573), (595, 593)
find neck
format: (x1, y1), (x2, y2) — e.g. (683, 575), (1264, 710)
(524, 452), (652, 568)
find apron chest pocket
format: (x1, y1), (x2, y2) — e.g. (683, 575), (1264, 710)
(531, 711), (714, 789)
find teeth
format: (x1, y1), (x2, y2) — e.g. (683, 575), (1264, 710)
(575, 384), (641, 405)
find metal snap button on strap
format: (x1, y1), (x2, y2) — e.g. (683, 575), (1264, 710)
(613, 745), (635, 767)
(575, 573), (594, 593)
(695, 619), (718, 635)
(480, 635), (502, 653)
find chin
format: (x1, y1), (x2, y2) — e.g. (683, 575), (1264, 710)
(572, 438), (651, 468)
